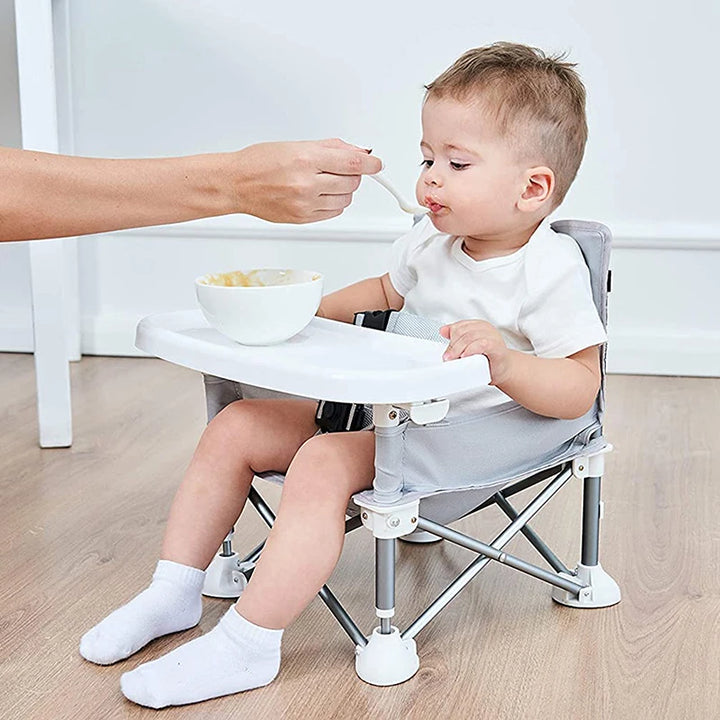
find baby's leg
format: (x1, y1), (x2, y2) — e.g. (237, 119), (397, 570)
(160, 397), (319, 568)
(80, 398), (318, 665)
(120, 431), (375, 708)
(237, 430), (376, 628)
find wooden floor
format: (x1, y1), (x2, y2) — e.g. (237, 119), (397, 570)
(1, 354), (718, 720)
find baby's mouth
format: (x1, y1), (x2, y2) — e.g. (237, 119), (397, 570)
(425, 199), (446, 214)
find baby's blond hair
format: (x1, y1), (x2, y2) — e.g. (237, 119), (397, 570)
(426, 42), (587, 205)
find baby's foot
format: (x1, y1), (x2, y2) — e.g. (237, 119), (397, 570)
(80, 560), (205, 665)
(121, 608), (282, 709)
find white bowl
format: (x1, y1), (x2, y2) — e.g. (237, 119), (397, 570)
(195, 268), (323, 345)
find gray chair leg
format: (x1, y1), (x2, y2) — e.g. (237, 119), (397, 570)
(355, 537), (420, 685)
(581, 475), (602, 566)
(552, 465), (621, 608)
(376, 538), (396, 635)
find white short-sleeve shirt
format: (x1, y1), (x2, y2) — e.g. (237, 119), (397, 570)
(389, 216), (607, 416)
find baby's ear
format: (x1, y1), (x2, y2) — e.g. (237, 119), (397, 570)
(518, 167), (554, 212)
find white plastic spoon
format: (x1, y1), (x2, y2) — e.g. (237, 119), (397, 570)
(369, 169), (428, 215)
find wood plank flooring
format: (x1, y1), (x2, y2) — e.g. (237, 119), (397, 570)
(0, 354), (718, 720)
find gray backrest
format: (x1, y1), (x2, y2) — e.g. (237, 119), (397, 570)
(550, 219), (612, 426)
(550, 219), (612, 328)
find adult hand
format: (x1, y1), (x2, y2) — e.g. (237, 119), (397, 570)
(440, 319), (512, 385)
(230, 138), (382, 223)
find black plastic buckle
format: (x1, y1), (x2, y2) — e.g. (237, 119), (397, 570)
(314, 309), (393, 432)
(315, 400), (367, 433)
(353, 309), (394, 331)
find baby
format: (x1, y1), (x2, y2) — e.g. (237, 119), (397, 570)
(80, 42), (605, 708)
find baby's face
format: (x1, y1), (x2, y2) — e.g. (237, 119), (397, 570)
(416, 96), (530, 240)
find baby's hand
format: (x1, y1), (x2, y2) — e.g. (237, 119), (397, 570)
(440, 320), (511, 385)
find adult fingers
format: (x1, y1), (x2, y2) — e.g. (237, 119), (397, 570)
(285, 208), (345, 224)
(314, 193), (354, 211)
(315, 173), (362, 196)
(318, 137), (372, 153)
(309, 208), (344, 223)
(313, 145), (383, 176)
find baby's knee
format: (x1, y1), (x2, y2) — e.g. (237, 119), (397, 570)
(285, 434), (368, 499)
(211, 398), (264, 425)
(292, 434), (344, 469)
(204, 399), (258, 443)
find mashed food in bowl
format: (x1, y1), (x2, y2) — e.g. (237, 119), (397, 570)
(202, 269), (321, 288)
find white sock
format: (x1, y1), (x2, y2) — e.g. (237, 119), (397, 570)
(120, 607), (283, 709)
(80, 560), (205, 665)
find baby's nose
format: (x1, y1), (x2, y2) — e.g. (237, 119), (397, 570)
(424, 172), (441, 187)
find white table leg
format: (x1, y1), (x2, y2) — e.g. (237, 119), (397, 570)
(63, 236), (81, 362)
(15, 0), (73, 447)
(29, 240), (73, 446)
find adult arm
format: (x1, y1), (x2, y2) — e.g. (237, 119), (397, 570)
(0, 138), (382, 242)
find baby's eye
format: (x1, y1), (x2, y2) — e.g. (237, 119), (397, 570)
(420, 159), (434, 168)
(450, 161), (470, 170)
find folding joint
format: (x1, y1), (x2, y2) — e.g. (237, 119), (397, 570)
(397, 399), (449, 425)
(372, 403), (400, 428)
(572, 454), (606, 480)
(355, 498), (420, 539)
(572, 445), (613, 480)
(572, 457), (590, 479)
(373, 399), (450, 428)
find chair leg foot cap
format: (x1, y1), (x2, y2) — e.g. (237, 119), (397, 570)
(552, 562), (621, 608)
(355, 627), (419, 685)
(202, 553), (250, 598)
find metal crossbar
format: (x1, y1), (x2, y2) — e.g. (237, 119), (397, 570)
(415, 517), (583, 592)
(493, 493), (571, 575)
(402, 466), (581, 640)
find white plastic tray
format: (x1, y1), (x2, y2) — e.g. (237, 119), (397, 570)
(135, 310), (490, 405)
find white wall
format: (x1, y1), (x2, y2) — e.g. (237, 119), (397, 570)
(2, 0), (719, 374)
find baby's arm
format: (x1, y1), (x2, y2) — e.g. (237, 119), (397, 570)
(317, 273), (403, 323)
(441, 320), (601, 419)
(491, 346), (600, 419)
